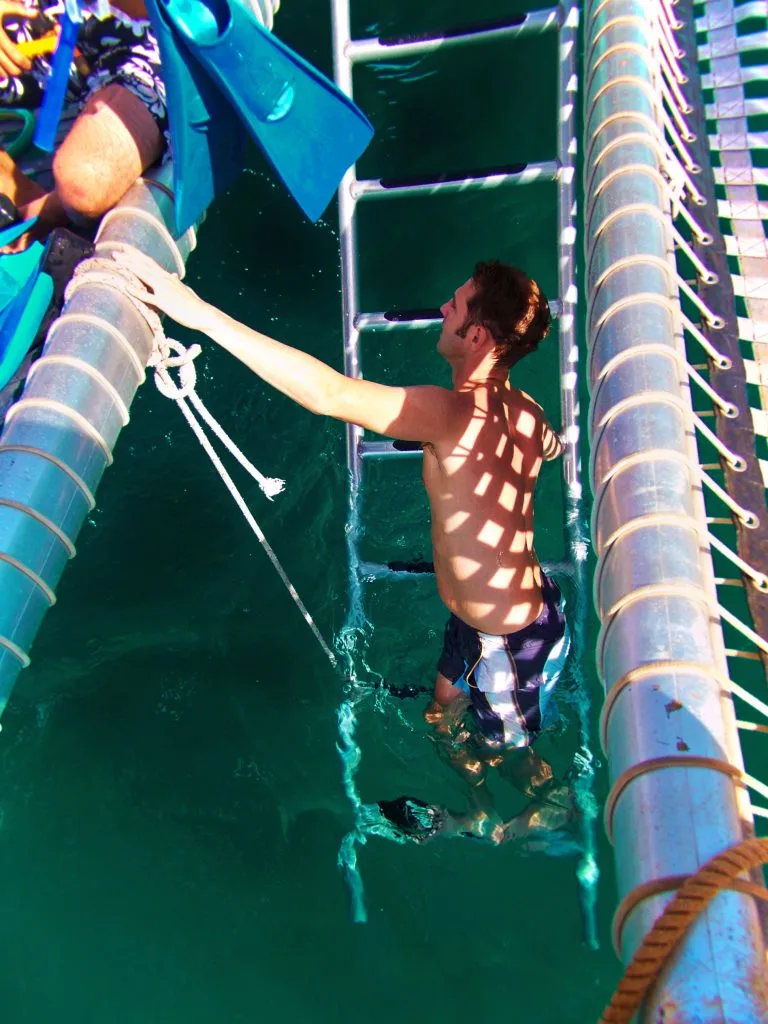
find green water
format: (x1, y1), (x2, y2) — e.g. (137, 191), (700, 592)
(0, 1), (623, 1019)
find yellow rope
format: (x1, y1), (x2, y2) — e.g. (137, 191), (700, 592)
(599, 836), (768, 1024)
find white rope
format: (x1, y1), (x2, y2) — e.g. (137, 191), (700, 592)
(673, 224), (717, 284)
(148, 337), (285, 500)
(662, 107), (701, 178)
(654, 0), (683, 63)
(66, 255), (337, 669)
(708, 530), (768, 593)
(686, 361), (737, 417)
(719, 603), (768, 658)
(660, 74), (696, 143)
(677, 275), (725, 329)
(663, 144), (706, 214)
(659, 0), (683, 36)
(671, 190), (714, 245)
(653, 6), (686, 83)
(700, 468), (759, 528)
(658, 42), (691, 110)
(150, 336), (337, 668)
(692, 411), (746, 471)
(682, 313), (730, 367)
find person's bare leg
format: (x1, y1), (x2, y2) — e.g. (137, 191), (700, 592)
(5, 82), (163, 251)
(497, 746), (556, 798)
(498, 748), (576, 847)
(0, 149), (45, 207)
(424, 673), (504, 837)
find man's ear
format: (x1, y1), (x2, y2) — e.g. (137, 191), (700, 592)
(471, 323), (492, 348)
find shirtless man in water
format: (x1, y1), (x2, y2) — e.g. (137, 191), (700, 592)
(118, 250), (574, 848)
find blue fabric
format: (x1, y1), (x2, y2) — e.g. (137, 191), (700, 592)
(0, 241), (52, 392)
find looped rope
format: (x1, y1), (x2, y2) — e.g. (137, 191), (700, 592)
(65, 253), (337, 668)
(148, 337), (201, 401)
(600, 836), (768, 1023)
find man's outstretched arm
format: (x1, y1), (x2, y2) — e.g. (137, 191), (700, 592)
(117, 250), (458, 444)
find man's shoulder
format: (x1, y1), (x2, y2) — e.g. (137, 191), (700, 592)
(505, 386), (547, 424)
(508, 385), (543, 410)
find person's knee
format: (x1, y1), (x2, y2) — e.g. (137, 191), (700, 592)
(52, 149), (120, 221)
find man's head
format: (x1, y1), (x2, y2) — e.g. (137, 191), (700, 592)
(438, 260), (551, 371)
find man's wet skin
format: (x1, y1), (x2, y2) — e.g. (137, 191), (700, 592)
(420, 277), (560, 636)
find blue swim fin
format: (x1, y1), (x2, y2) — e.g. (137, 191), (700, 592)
(144, 0), (245, 235)
(0, 240), (53, 392)
(159, 0), (373, 223)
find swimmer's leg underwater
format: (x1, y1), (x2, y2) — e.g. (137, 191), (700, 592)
(373, 687), (579, 853)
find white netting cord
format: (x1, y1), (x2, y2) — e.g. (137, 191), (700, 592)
(673, 224), (717, 284)
(652, 3), (686, 86)
(707, 530), (768, 593)
(677, 274), (724, 329)
(655, 0), (683, 61)
(658, 40), (691, 111)
(660, 73), (696, 144)
(692, 410), (746, 472)
(671, 190), (713, 245)
(700, 468), (759, 529)
(686, 361), (737, 417)
(682, 313), (729, 367)
(659, 0), (682, 33)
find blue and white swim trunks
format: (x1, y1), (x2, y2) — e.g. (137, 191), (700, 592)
(437, 575), (570, 749)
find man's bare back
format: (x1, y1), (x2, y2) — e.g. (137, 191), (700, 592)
(424, 380), (561, 635)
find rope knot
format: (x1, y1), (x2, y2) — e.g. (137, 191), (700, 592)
(149, 335), (201, 401)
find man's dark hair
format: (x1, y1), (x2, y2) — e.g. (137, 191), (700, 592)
(458, 260), (551, 368)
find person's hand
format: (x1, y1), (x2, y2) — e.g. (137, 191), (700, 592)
(0, 2), (34, 77)
(113, 249), (211, 331)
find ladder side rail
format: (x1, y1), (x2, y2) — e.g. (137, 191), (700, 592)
(331, 0), (365, 617)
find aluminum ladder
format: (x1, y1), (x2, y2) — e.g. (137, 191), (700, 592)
(329, 2), (598, 941)
(329, 2), (582, 609)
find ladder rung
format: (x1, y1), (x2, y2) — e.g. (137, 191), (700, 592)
(355, 309), (441, 331)
(360, 560), (434, 579)
(346, 8), (561, 63)
(352, 161), (559, 201)
(356, 299), (562, 331)
(360, 440), (423, 459)
(359, 558), (573, 582)
(353, 162), (560, 200)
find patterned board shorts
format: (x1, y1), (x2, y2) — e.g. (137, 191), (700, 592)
(437, 575), (571, 749)
(0, 1), (169, 148)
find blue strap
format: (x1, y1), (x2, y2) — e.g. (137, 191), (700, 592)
(0, 216), (38, 250)
(33, 11), (80, 153)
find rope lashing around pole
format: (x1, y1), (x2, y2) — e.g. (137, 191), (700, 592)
(64, 256), (337, 669)
(599, 836), (768, 1024)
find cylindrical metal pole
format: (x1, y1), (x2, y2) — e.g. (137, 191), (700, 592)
(585, 0), (767, 1018)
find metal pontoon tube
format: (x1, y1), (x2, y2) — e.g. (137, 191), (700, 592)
(585, 1), (767, 1019)
(0, 164), (195, 715)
